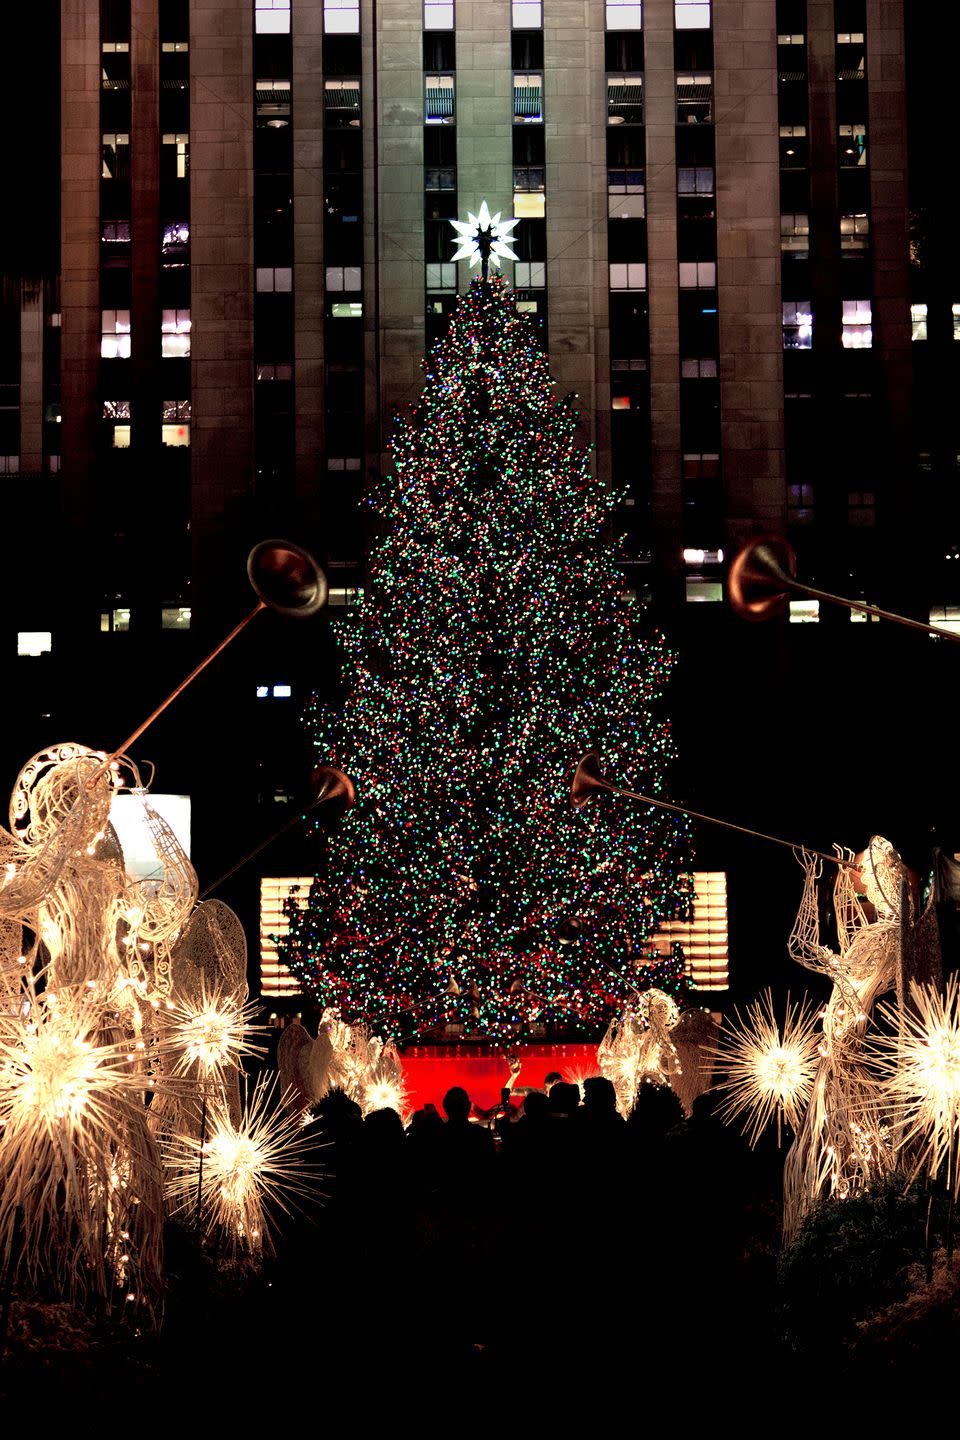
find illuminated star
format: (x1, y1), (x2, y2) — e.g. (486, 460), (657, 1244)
(449, 200), (519, 273)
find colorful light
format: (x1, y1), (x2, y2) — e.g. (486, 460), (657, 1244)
(279, 275), (691, 1038)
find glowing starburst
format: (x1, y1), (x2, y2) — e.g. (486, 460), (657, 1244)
(0, 982), (164, 1298)
(362, 1075), (408, 1117)
(876, 977), (960, 1189)
(714, 990), (820, 1147)
(449, 200), (519, 270)
(167, 981), (264, 1081)
(164, 1076), (321, 1251)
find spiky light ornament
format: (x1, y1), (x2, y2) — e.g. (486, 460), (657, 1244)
(167, 979), (265, 1083)
(875, 976), (960, 1191)
(163, 1076), (321, 1253)
(714, 990), (820, 1147)
(0, 981), (165, 1303)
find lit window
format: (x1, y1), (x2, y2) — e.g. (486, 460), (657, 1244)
(111, 608), (131, 632)
(608, 168), (645, 220)
(161, 607), (192, 629)
(930, 606), (960, 637)
(324, 0), (360, 32)
(103, 399), (131, 419)
(162, 221), (190, 264)
(610, 262), (647, 290)
(840, 212), (869, 253)
(425, 262), (458, 291)
(680, 358), (718, 378)
(675, 0), (711, 28)
(273, 684), (292, 698)
(0, 455), (20, 474)
(17, 631), (51, 656)
(685, 580), (722, 602)
(782, 300), (812, 350)
(424, 0), (454, 25)
(952, 304), (960, 341)
(606, 1), (641, 27)
(325, 266), (362, 291)
(512, 1), (542, 25)
(161, 132), (189, 178)
(683, 547), (723, 565)
(161, 424), (190, 447)
(838, 123), (867, 168)
(513, 73), (543, 124)
(113, 425), (131, 449)
(789, 599), (819, 623)
(911, 303), (928, 342)
(256, 0), (291, 35)
(260, 877), (313, 997)
(161, 308), (191, 357)
(678, 261), (715, 288)
(836, 31), (864, 44)
(256, 266), (293, 292)
(327, 456), (363, 472)
(161, 41), (188, 52)
(514, 261), (546, 289)
(330, 302), (363, 318)
(425, 74), (455, 124)
(777, 33), (804, 44)
(101, 41), (129, 52)
(328, 586), (364, 607)
(841, 299), (872, 349)
(677, 166), (714, 195)
(325, 78), (362, 127)
(101, 132), (129, 180)
(850, 605), (879, 623)
(256, 363), (293, 381)
(256, 685), (269, 698)
(607, 75), (644, 125)
(787, 482), (814, 525)
(780, 212), (809, 257)
(101, 309), (131, 359)
(513, 192), (545, 219)
(676, 72), (712, 125)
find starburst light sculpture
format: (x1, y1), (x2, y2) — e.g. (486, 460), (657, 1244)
(714, 990), (820, 1147)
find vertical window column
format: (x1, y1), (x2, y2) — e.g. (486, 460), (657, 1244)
(511, 17), (546, 342)
(424, 14), (458, 347)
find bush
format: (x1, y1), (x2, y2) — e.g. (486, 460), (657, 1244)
(777, 1175), (929, 1353)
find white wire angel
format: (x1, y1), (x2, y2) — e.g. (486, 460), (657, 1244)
(782, 837), (904, 1237)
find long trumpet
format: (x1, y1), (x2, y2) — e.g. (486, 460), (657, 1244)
(728, 534), (960, 640)
(570, 751), (847, 867)
(89, 540), (327, 784)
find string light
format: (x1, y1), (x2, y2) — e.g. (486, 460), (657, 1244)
(279, 275), (691, 1037)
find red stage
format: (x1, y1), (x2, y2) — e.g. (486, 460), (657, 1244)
(400, 1043), (600, 1112)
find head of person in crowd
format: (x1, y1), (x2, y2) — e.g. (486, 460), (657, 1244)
(442, 1085), (472, 1124)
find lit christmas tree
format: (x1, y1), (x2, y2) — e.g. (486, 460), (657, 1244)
(281, 271), (691, 1039)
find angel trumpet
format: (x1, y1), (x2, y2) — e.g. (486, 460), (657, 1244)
(728, 534), (960, 639)
(571, 751), (847, 867)
(90, 540), (328, 784)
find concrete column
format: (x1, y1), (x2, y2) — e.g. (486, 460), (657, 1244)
(544, 0), (608, 460)
(19, 277), (44, 476)
(714, 0), (785, 543)
(369, 0), (423, 468)
(190, 0), (255, 626)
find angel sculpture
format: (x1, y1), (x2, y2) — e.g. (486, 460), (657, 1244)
(782, 837), (905, 1237)
(598, 987), (682, 1117)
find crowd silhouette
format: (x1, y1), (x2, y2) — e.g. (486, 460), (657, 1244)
(262, 1072), (783, 1387)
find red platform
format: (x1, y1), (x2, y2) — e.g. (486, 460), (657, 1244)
(399, 1043), (600, 1113)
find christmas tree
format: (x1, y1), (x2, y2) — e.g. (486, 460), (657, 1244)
(281, 274), (691, 1039)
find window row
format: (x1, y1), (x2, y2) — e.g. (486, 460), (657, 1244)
(100, 310), (191, 359)
(425, 1), (543, 26)
(911, 304), (960, 343)
(605, 2), (711, 27)
(782, 300), (872, 349)
(780, 212), (869, 256)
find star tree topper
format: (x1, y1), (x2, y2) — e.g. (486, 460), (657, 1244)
(449, 200), (520, 280)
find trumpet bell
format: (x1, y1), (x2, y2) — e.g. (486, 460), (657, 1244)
(727, 535), (798, 622)
(571, 752), (610, 809)
(309, 764), (356, 814)
(247, 540), (328, 618)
